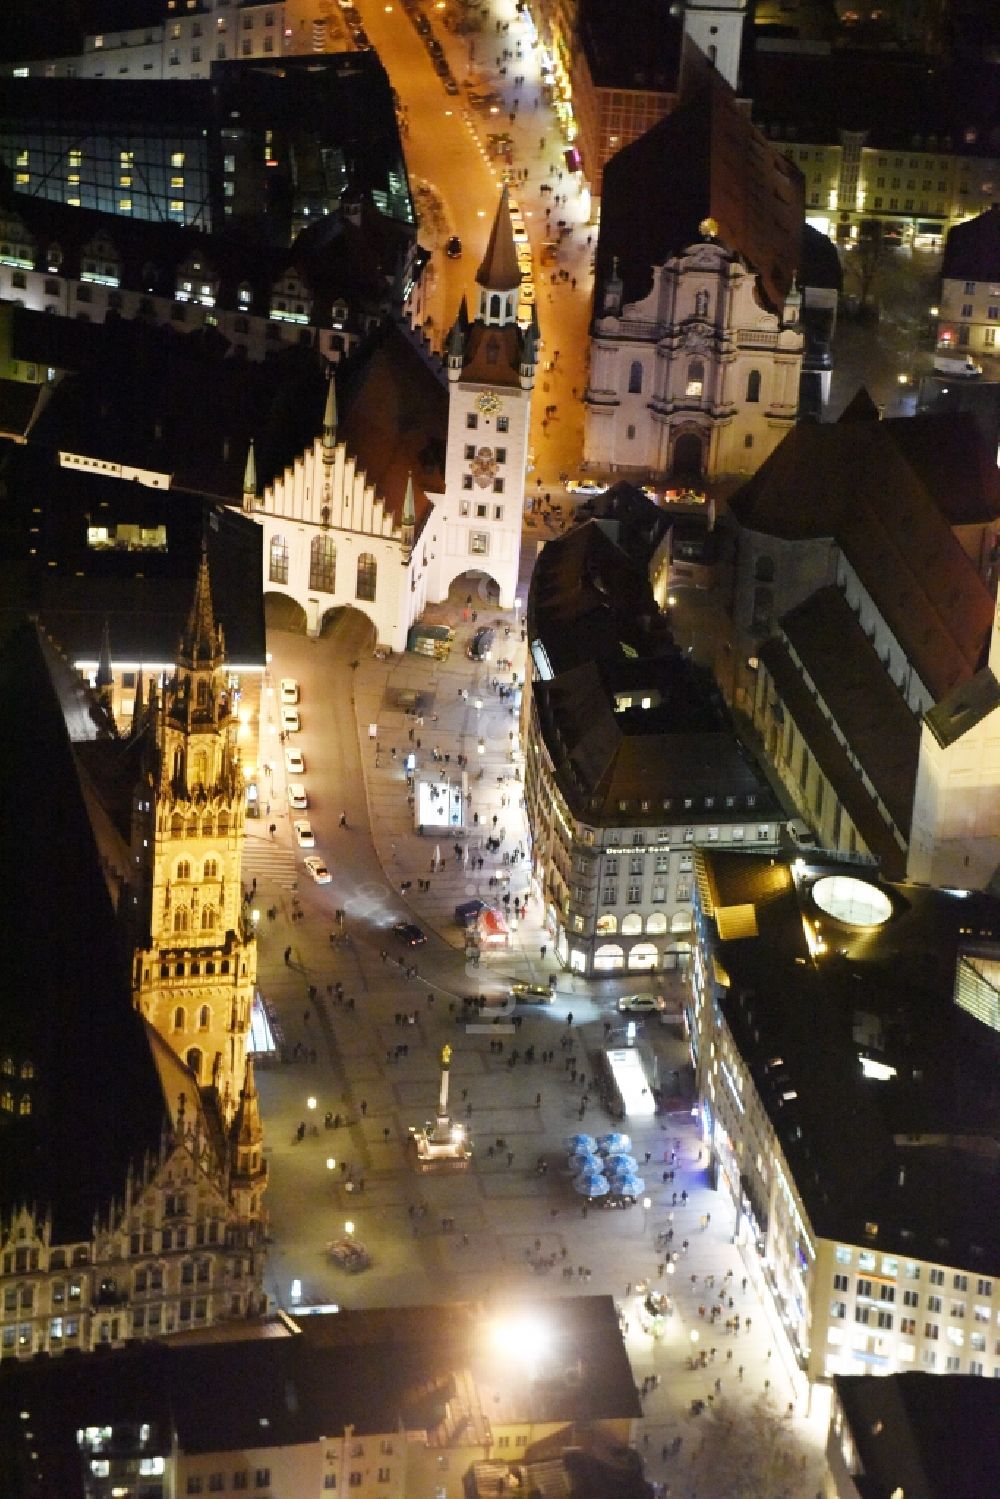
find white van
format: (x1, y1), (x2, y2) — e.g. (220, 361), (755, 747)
(933, 355), (983, 378)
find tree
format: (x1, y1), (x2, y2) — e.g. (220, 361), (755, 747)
(686, 1392), (812, 1498)
(841, 237), (897, 311)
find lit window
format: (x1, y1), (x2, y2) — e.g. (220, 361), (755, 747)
(171, 152), (185, 168)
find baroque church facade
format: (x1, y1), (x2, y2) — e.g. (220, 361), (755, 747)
(242, 188), (536, 644)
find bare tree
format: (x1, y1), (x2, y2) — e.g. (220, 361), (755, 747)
(686, 1393), (812, 1499)
(841, 237), (897, 311)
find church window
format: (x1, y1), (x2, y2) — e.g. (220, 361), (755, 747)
(196, 680), (208, 708)
(201, 906), (215, 932)
(493, 478), (504, 494)
(462, 476), (473, 491)
(497, 416), (509, 433)
(695, 289), (710, 318)
(627, 424), (636, 440)
(199, 1005), (211, 1030)
(202, 816), (214, 838)
(203, 859), (218, 879)
(686, 360), (704, 397)
(746, 368), (761, 402)
(186, 1048), (202, 1079)
(309, 534), (336, 593)
(489, 294), (501, 319)
(173, 907), (190, 933)
(186, 816), (199, 838)
(628, 360), (643, 393)
(173, 1007), (185, 1031)
(744, 434), (754, 448)
(218, 812), (229, 834)
(172, 812), (184, 836)
(176, 860), (191, 880)
(192, 749), (208, 784)
(356, 552), (377, 602)
(466, 413), (478, 429)
(221, 960), (230, 974)
(18, 1096), (31, 1116)
(269, 534), (288, 585)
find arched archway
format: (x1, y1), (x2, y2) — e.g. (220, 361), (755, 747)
(627, 942), (659, 971)
(263, 591), (309, 634)
(441, 567), (506, 610)
(594, 943), (625, 972)
(671, 431), (704, 479)
(317, 604), (378, 651)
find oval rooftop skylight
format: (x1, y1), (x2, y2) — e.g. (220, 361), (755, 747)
(811, 875), (893, 928)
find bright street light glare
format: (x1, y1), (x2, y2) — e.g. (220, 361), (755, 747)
(491, 1315), (550, 1366)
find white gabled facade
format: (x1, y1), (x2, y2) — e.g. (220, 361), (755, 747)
(585, 235), (803, 482)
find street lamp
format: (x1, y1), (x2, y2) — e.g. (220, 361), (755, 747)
(344, 1220), (355, 1237)
(307, 1096), (317, 1111)
(690, 1329), (699, 1347)
(326, 1158), (336, 1171)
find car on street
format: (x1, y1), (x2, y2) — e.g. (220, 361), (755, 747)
(281, 706), (300, 733)
(566, 478), (606, 496)
(467, 625), (495, 661)
(443, 76), (460, 95)
(304, 856), (332, 885)
(445, 235), (462, 258)
(293, 820), (315, 848)
(279, 677), (299, 704)
(326, 1237), (371, 1272)
(393, 921), (427, 946)
(510, 981), (554, 1004)
(287, 783), (308, 811)
(520, 281), (535, 303)
(617, 994), (667, 1014)
(284, 747), (305, 775)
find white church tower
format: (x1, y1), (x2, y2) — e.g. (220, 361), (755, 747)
(683, 0), (747, 90)
(435, 186), (537, 610)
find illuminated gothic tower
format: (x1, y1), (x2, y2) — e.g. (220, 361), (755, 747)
(131, 545), (256, 1126)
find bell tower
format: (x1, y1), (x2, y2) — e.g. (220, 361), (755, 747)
(131, 542), (256, 1127)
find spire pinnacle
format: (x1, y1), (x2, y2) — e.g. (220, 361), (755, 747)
(322, 374), (338, 451)
(475, 184), (522, 293)
(402, 472), (416, 527)
(180, 538), (222, 666)
(242, 438), (257, 500)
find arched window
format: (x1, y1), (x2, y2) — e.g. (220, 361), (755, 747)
(269, 533), (288, 584)
(695, 289), (709, 318)
(489, 293), (501, 319)
(0, 1090), (12, 1112)
(173, 906), (189, 933)
(201, 906), (216, 932)
(627, 942), (659, 971)
(173, 1006), (185, 1031)
(754, 554), (775, 583)
(20, 1060), (34, 1079)
(595, 913), (618, 935)
(196, 680), (208, 708)
(506, 295), (516, 319)
(356, 552), (377, 602)
(171, 812), (184, 837)
(186, 1048), (202, 1081)
(621, 912), (643, 935)
(628, 360), (643, 394)
(746, 368), (761, 403)
(176, 859), (191, 881)
(671, 910), (694, 933)
(18, 1095), (31, 1116)
(593, 943), (625, 972)
(1, 1057), (12, 1075)
(191, 749), (208, 785)
(201, 816), (214, 838)
(646, 912), (667, 935)
(685, 359), (704, 397)
(309, 534), (336, 593)
(203, 859), (218, 879)
(217, 811), (229, 834)
(198, 1005), (210, 1031)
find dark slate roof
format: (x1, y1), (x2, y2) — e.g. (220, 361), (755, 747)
(0, 1299), (641, 1493)
(0, 377), (42, 441)
(0, 451), (265, 669)
(528, 508), (779, 827)
(778, 585), (921, 837)
(729, 414), (995, 701)
(596, 53), (804, 313)
(757, 635), (907, 879)
(0, 622), (169, 1240)
(924, 666), (1000, 750)
(942, 204), (1000, 283)
(746, 49), (1000, 157)
(337, 320), (448, 530)
(698, 849), (1000, 1268)
(881, 410), (1000, 526)
(833, 1374), (1000, 1499)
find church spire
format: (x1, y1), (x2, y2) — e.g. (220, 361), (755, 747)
(322, 373), (338, 463)
(179, 538), (223, 669)
(242, 439), (257, 512)
(401, 471), (416, 562)
(476, 184), (522, 293)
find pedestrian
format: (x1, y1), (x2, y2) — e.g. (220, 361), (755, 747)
(360, 1099), (367, 1117)
(339, 811), (348, 827)
(540, 943), (547, 959)
(283, 945), (292, 965)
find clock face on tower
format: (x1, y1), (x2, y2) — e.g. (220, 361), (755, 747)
(475, 392), (504, 418)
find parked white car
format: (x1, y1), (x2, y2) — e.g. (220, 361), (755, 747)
(287, 784), (308, 811)
(304, 856), (332, 885)
(293, 820), (315, 848)
(279, 678), (300, 704)
(284, 747), (305, 775)
(281, 706), (300, 733)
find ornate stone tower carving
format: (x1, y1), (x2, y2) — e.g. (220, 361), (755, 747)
(131, 543), (256, 1126)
